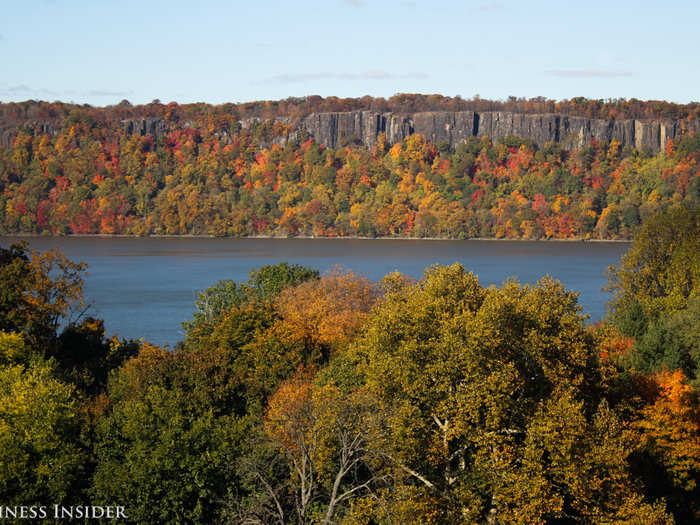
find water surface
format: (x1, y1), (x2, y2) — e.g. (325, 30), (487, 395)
(1, 237), (629, 346)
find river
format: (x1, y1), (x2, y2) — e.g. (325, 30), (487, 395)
(0, 237), (629, 346)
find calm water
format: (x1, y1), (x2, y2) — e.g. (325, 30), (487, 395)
(1, 237), (629, 346)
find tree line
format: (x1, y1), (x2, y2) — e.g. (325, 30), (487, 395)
(0, 205), (698, 523)
(2, 95), (699, 127)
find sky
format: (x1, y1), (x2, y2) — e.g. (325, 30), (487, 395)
(1, 0), (698, 107)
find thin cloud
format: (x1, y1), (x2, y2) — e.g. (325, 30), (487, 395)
(87, 89), (133, 97)
(0, 85), (132, 100)
(473, 3), (504, 12)
(338, 70), (428, 80)
(0, 34), (4, 41)
(2, 84), (32, 94)
(257, 70), (428, 84)
(545, 69), (635, 78)
(259, 73), (335, 84)
(0, 84), (59, 97)
(400, 1), (416, 7)
(342, 0), (365, 6)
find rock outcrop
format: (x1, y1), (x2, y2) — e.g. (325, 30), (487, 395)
(1, 111), (696, 154)
(119, 118), (168, 138)
(0, 118), (170, 148)
(0, 120), (62, 148)
(300, 110), (698, 153)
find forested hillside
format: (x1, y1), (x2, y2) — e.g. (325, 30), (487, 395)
(0, 97), (698, 238)
(0, 206), (698, 523)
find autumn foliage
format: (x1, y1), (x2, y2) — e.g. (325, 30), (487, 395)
(0, 100), (698, 240)
(274, 268), (378, 350)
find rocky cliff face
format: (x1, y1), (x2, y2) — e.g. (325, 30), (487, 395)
(0, 120), (63, 149)
(301, 110), (698, 153)
(0, 118), (169, 148)
(2, 112), (696, 153)
(119, 118), (169, 138)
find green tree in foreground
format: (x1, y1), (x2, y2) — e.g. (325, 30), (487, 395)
(0, 357), (85, 510)
(182, 262), (320, 335)
(91, 344), (250, 524)
(608, 206), (700, 382)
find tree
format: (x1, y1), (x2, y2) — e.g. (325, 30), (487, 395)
(630, 296), (700, 383)
(608, 205), (699, 329)
(343, 264), (673, 523)
(55, 317), (140, 395)
(91, 344), (249, 524)
(0, 242), (86, 348)
(274, 267), (378, 353)
(633, 369), (700, 521)
(182, 262), (320, 335)
(0, 360), (85, 507)
(0, 243), (30, 334)
(0, 330), (29, 366)
(607, 206), (700, 385)
(245, 262), (321, 303)
(257, 370), (387, 524)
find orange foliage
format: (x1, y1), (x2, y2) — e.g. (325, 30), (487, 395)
(635, 370), (700, 491)
(274, 268), (379, 349)
(264, 369), (315, 455)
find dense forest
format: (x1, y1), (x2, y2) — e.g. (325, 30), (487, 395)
(0, 206), (698, 524)
(0, 97), (698, 239)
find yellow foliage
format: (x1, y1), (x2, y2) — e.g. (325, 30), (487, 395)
(0, 332), (28, 366)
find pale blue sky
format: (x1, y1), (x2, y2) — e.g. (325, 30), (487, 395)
(1, 0), (698, 106)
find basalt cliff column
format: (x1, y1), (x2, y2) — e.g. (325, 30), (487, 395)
(299, 110), (698, 153)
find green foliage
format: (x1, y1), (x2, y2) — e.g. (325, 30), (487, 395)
(91, 344), (250, 524)
(246, 261), (320, 301)
(183, 262), (319, 333)
(0, 360), (85, 508)
(629, 296), (700, 385)
(608, 205), (699, 324)
(608, 206), (700, 385)
(182, 279), (243, 331)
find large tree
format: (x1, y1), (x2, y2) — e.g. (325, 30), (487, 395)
(340, 264), (673, 523)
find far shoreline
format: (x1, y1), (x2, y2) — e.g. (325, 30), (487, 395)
(0, 233), (631, 243)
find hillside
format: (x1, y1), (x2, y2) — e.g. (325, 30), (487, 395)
(0, 96), (698, 238)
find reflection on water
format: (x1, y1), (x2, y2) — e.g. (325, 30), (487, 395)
(1, 237), (629, 347)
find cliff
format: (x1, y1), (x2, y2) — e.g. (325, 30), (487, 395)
(2, 111), (697, 154)
(300, 110), (699, 153)
(119, 117), (169, 138)
(0, 118), (169, 148)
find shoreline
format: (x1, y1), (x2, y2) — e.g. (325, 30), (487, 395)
(0, 233), (631, 243)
